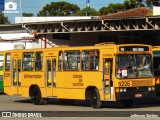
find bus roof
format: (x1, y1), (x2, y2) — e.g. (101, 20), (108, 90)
(3, 44), (151, 53)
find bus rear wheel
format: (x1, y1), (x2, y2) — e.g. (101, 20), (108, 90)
(89, 88), (102, 108)
(121, 100), (133, 108)
(31, 86), (44, 105)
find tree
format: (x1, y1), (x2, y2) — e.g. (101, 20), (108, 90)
(0, 13), (9, 24)
(124, 0), (131, 10)
(146, 0), (152, 7)
(124, 0), (137, 9)
(99, 0), (160, 16)
(99, 3), (125, 15)
(37, 1), (80, 16)
(151, 0), (160, 6)
(136, 0), (149, 7)
(99, 7), (108, 15)
(130, 0), (137, 8)
(72, 8), (100, 16)
(136, 0), (160, 7)
(22, 12), (34, 17)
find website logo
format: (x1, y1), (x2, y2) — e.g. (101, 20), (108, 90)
(2, 0), (19, 13)
(2, 112), (11, 117)
(5, 1), (17, 10)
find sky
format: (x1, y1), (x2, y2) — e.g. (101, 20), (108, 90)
(4, 0), (123, 23)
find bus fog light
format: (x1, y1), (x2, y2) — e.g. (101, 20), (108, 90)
(148, 87), (151, 91)
(123, 88), (127, 92)
(120, 88), (123, 92)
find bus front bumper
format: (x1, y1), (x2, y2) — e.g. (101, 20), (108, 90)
(115, 91), (156, 101)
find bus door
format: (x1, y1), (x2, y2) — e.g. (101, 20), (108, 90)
(45, 58), (56, 97)
(11, 59), (21, 95)
(103, 58), (113, 100)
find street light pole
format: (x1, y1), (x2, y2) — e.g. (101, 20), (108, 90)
(20, 0), (23, 27)
(86, 0), (90, 16)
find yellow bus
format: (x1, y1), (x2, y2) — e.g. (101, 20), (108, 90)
(152, 46), (160, 96)
(3, 43), (155, 108)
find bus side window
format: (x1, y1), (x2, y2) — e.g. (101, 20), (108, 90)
(64, 51), (80, 70)
(35, 52), (43, 71)
(5, 53), (10, 71)
(22, 52), (34, 71)
(82, 50), (99, 71)
(58, 51), (63, 71)
(0, 54), (4, 70)
(153, 56), (160, 75)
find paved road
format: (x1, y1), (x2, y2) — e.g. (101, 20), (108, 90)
(0, 93), (160, 119)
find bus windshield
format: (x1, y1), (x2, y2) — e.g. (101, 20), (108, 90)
(116, 54), (154, 79)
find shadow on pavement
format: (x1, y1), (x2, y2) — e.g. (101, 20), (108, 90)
(0, 92), (5, 95)
(14, 97), (160, 109)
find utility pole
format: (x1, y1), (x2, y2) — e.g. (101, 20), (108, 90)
(20, 0), (23, 27)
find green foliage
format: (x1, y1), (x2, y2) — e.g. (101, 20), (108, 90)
(130, 0), (137, 8)
(146, 0), (151, 6)
(99, 0), (158, 15)
(99, 3), (125, 15)
(72, 8), (100, 16)
(37, 1), (80, 16)
(37, 0), (159, 17)
(124, 0), (137, 9)
(99, 7), (108, 15)
(149, 0), (159, 6)
(0, 13), (9, 24)
(136, 0), (159, 7)
(124, 0), (130, 10)
(23, 12), (34, 17)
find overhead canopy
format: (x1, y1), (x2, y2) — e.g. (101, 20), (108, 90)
(1, 14), (160, 35)
(22, 16), (160, 34)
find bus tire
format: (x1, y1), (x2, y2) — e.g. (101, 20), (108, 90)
(31, 86), (44, 105)
(90, 88), (102, 108)
(122, 100), (133, 108)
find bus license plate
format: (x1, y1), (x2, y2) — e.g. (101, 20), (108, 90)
(135, 94), (142, 98)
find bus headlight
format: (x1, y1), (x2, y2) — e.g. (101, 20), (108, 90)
(152, 87), (155, 91)
(120, 88), (123, 92)
(123, 88), (127, 92)
(120, 88), (127, 92)
(148, 87), (152, 91)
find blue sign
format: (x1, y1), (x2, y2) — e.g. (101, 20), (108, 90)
(0, 0), (4, 11)
(86, 0), (90, 4)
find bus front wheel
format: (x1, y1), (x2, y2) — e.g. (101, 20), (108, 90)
(89, 88), (102, 108)
(31, 86), (44, 105)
